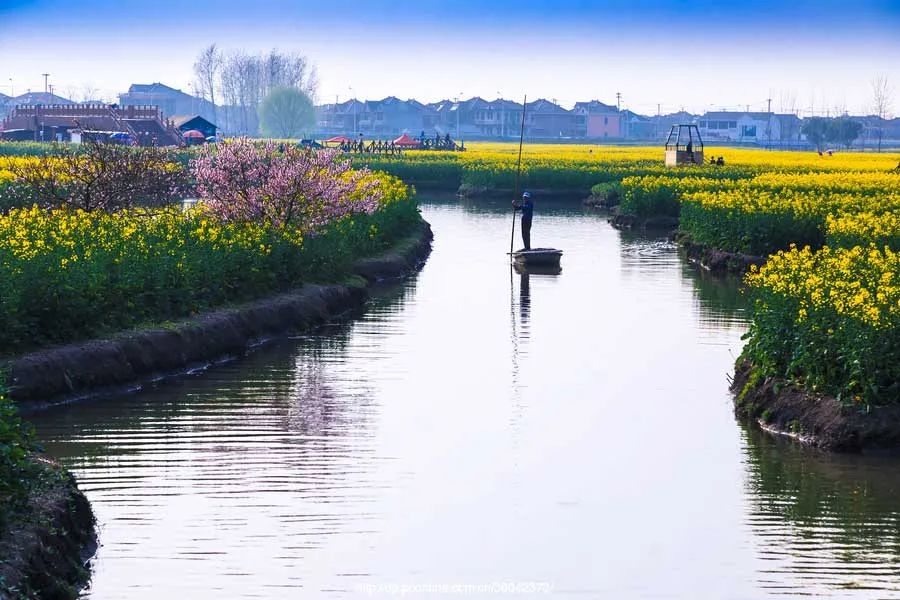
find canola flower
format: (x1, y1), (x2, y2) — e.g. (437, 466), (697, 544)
(743, 244), (900, 406)
(0, 171), (415, 353)
(826, 212), (900, 250)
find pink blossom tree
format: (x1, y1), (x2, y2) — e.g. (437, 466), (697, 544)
(191, 139), (382, 231)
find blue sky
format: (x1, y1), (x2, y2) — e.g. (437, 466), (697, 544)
(1, 0), (898, 114)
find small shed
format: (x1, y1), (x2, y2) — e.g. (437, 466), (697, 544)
(664, 124), (704, 167)
(170, 115), (217, 139)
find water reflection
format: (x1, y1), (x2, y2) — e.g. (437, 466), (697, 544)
(742, 426), (900, 596)
(684, 264), (749, 334)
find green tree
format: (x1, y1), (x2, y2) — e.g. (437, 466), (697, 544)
(258, 87), (314, 139)
(801, 117), (829, 151)
(827, 118), (863, 150)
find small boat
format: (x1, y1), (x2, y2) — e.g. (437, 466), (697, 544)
(510, 248), (563, 268)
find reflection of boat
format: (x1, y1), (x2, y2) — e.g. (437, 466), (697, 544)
(510, 248), (563, 268)
(512, 262), (561, 276)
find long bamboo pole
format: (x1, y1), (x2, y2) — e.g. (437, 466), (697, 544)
(510, 95), (527, 254)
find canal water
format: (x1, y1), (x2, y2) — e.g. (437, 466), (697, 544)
(29, 197), (900, 599)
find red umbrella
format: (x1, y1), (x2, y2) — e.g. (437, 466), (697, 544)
(325, 135), (351, 143)
(182, 130), (205, 139)
(393, 133), (421, 147)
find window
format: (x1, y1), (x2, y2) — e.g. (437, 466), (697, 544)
(728, 121), (737, 128)
(742, 125), (757, 137)
(699, 121), (707, 128)
(604, 116), (608, 125)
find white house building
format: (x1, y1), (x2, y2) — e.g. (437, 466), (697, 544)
(697, 111), (800, 144)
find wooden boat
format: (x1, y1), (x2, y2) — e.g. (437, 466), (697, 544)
(510, 248), (563, 268)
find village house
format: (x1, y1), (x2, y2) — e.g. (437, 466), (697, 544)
(119, 83), (214, 122)
(697, 111), (801, 145)
(525, 98), (582, 138)
(573, 100), (623, 138)
(429, 98), (485, 139)
(316, 97), (437, 137)
(434, 97), (523, 138)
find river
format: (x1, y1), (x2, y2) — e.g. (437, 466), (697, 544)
(28, 196), (900, 599)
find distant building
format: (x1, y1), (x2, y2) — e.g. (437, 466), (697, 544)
(1, 103), (184, 145)
(119, 83), (213, 121)
(430, 97), (523, 138)
(697, 111), (799, 144)
(316, 99), (365, 134)
(620, 110), (658, 140)
(10, 91), (74, 106)
(316, 97), (438, 137)
(170, 115), (218, 139)
(525, 99), (581, 138)
(573, 100), (623, 138)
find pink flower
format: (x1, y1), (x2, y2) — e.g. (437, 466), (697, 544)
(191, 139), (382, 232)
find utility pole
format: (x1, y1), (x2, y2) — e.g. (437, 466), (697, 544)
(766, 97), (772, 149)
(42, 73), (49, 95)
(656, 103), (661, 140)
(616, 92), (622, 112)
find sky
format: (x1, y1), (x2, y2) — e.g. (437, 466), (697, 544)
(1, 0), (899, 116)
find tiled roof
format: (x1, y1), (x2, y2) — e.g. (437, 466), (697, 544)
(11, 92), (74, 105)
(170, 114), (217, 129)
(526, 99), (567, 114)
(573, 100), (617, 114)
(702, 111), (773, 120)
(128, 82), (182, 95)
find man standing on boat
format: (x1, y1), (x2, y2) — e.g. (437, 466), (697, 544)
(512, 191), (534, 250)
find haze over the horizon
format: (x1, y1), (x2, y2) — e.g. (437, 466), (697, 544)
(1, 0), (899, 116)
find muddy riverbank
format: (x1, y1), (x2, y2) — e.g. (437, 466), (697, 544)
(677, 234), (766, 273)
(0, 458), (96, 600)
(732, 360), (900, 452)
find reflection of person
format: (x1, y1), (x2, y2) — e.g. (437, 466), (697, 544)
(512, 191), (534, 250)
(519, 271), (530, 322)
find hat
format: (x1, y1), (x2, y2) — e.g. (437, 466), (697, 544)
(522, 191), (531, 198)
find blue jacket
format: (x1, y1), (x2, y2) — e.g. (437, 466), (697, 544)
(518, 198), (534, 219)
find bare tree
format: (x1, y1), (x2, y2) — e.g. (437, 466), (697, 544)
(262, 50), (318, 100)
(872, 75), (894, 152)
(778, 90), (799, 142)
(7, 137), (189, 212)
(217, 48), (318, 135)
(194, 44), (222, 125)
(81, 83), (99, 103)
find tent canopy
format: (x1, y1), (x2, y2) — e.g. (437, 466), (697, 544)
(182, 129), (205, 138)
(393, 133), (420, 147)
(325, 135), (351, 143)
